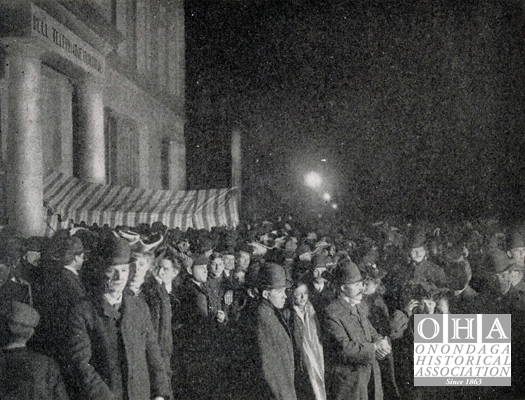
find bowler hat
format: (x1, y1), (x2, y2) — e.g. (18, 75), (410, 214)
(188, 254), (208, 275)
(408, 229), (427, 249)
(486, 249), (521, 275)
(101, 236), (131, 266)
(332, 259), (363, 285)
(0, 301), (40, 328)
(257, 263), (290, 290)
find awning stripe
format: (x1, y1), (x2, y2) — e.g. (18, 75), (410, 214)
(43, 171), (238, 235)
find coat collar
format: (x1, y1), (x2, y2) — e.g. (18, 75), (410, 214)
(333, 295), (363, 317)
(99, 292), (129, 320)
(260, 298), (293, 339)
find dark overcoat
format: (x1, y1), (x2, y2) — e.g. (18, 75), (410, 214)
(141, 275), (173, 376)
(177, 279), (223, 399)
(240, 298), (297, 400)
(65, 293), (169, 400)
(324, 296), (383, 400)
(0, 347), (70, 400)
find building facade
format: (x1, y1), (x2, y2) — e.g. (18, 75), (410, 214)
(0, 0), (186, 236)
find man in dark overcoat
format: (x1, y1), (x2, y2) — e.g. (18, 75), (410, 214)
(237, 262), (297, 400)
(32, 235), (88, 360)
(65, 236), (169, 400)
(176, 253), (226, 399)
(0, 301), (69, 400)
(323, 259), (391, 400)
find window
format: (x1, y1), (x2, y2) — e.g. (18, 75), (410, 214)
(105, 108), (139, 187)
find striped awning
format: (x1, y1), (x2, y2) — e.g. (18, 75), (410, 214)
(43, 171), (239, 236)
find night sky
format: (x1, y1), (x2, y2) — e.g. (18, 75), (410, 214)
(184, 0), (525, 224)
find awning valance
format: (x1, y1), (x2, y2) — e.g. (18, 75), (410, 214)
(43, 171), (239, 236)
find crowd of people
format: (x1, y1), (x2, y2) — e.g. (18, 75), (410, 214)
(0, 215), (524, 399)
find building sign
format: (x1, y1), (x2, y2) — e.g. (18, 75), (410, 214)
(30, 4), (104, 76)
(414, 314), (511, 387)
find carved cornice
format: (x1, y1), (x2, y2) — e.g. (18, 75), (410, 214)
(36, 0), (123, 55)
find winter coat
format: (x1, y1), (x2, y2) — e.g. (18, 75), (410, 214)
(140, 275), (173, 376)
(0, 347), (69, 400)
(177, 279), (225, 399)
(283, 302), (326, 400)
(324, 296), (383, 400)
(65, 293), (169, 400)
(240, 298), (297, 400)
(33, 268), (87, 358)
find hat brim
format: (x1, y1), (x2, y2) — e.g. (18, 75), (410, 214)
(508, 263), (525, 272)
(265, 278), (292, 290)
(487, 262), (517, 275)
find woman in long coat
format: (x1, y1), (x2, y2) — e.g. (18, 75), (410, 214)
(283, 281), (327, 400)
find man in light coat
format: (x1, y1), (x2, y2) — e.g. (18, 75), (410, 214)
(323, 259), (390, 400)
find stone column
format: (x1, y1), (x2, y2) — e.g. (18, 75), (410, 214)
(76, 77), (106, 184)
(4, 42), (45, 236)
(231, 128), (242, 208)
(169, 140), (186, 191)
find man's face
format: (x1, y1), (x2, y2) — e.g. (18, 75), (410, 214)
(363, 278), (381, 295)
(293, 284), (309, 308)
(129, 255), (151, 292)
(208, 257), (225, 279)
(494, 270), (512, 294)
(341, 281), (364, 304)
(512, 247), (525, 267)
(264, 287), (287, 309)
(104, 264), (130, 294)
(177, 240), (190, 253)
(192, 264), (208, 283)
(416, 298), (437, 314)
(157, 259), (179, 285)
(224, 256), (235, 271)
(410, 246), (426, 263)
(235, 251), (251, 271)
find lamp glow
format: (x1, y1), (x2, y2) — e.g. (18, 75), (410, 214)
(323, 192), (331, 201)
(304, 172), (322, 188)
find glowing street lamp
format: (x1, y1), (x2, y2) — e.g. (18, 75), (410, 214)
(323, 192), (331, 202)
(304, 171), (322, 188)
(331, 203), (338, 210)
